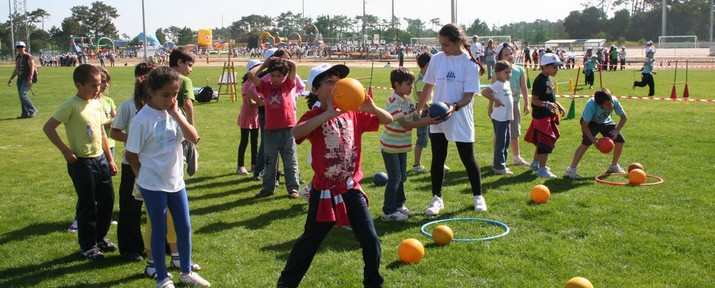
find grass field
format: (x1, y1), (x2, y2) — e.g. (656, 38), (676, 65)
(1, 62), (714, 287)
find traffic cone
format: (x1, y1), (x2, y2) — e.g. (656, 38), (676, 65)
(554, 81), (559, 94)
(670, 85), (677, 99)
(568, 79), (573, 91)
(683, 83), (690, 98)
(526, 69), (531, 89)
(565, 98), (576, 120)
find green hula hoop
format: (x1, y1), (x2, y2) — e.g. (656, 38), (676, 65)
(420, 218), (510, 242)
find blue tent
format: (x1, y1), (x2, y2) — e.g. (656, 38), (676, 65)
(137, 32), (161, 46)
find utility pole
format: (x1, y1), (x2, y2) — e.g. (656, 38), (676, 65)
(9, 0), (15, 55)
(662, 0), (667, 38)
(710, 0), (713, 42)
(451, 0), (457, 24)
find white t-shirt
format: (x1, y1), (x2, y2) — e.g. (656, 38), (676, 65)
(470, 42), (483, 59)
(126, 105), (186, 192)
(423, 52), (480, 143)
(111, 98), (138, 165)
(489, 80), (514, 122)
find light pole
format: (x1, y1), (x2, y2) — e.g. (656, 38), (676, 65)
(9, 0), (15, 55)
(141, 0), (148, 60)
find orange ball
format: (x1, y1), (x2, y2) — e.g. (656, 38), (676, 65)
(629, 168), (647, 185)
(565, 276), (594, 288)
(531, 184), (551, 204)
(332, 78), (366, 111)
(398, 238), (425, 264)
(628, 162), (644, 173)
(432, 225), (454, 245)
(596, 137), (614, 153)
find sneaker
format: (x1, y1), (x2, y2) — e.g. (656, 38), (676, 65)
(121, 252), (144, 262)
(80, 248), (104, 260)
(288, 189), (300, 199)
(179, 272), (211, 287)
(254, 189), (275, 198)
(473, 195), (488, 212)
(110, 219), (118, 225)
(145, 262), (173, 279)
(97, 238), (117, 252)
(170, 255), (201, 271)
(565, 166), (582, 179)
(529, 160), (539, 171)
(443, 165), (450, 172)
(537, 167), (558, 179)
(494, 168), (514, 175)
(607, 164), (625, 174)
(299, 186), (311, 202)
(68, 220), (78, 233)
(397, 206), (413, 217)
(252, 171), (264, 181)
(412, 165), (429, 174)
(512, 156), (530, 166)
(380, 211), (408, 222)
(425, 195), (444, 216)
(156, 277), (175, 288)
(236, 166), (249, 175)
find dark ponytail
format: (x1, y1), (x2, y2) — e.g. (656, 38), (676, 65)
(440, 23), (485, 76)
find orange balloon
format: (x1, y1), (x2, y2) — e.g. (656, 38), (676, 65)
(531, 184), (551, 204)
(398, 238), (425, 263)
(565, 276), (594, 288)
(432, 225), (454, 245)
(628, 162), (644, 173)
(629, 168), (647, 185)
(332, 78), (366, 111)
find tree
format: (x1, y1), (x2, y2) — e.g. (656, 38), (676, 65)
(465, 19), (489, 37)
(403, 18), (426, 38)
(429, 18), (441, 32)
(155, 28), (166, 45)
(176, 27), (195, 45)
(68, 1), (120, 39)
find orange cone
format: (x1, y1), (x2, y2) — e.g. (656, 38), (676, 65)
(683, 84), (690, 98)
(670, 85), (677, 99)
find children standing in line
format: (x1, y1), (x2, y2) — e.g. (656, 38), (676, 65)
(169, 47), (199, 176)
(633, 51), (656, 96)
(236, 59), (262, 175)
(584, 55), (599, 89)
(619, 46), (627, 70)
(379, 67), (439, 222)
(43, 64), (117, 260)
(565, 88), (628, 179)
(525, 53), (566, 179)
(248, 57), (301, 199)
(277, 63), (392, 288)
(422, 24), (502, 216)
(110, 62), (155, 262)
(483, 60), (515, 175)
(125, 67), (210, 288)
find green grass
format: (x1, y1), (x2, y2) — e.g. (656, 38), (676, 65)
(1, 63), (714, 287)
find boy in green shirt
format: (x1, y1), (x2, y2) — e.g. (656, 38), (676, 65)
(170, 47), (199, 176)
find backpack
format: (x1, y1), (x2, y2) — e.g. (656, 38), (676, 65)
(195, 86), (214, 103)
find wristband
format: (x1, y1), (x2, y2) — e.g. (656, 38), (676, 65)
(544, 101), (549, 108)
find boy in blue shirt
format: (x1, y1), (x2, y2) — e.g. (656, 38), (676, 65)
(583, 55), (599, 89)
(565, 88), (628, 179)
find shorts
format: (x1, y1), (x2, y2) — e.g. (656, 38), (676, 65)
(581, 121), (625, 145)
(510, 103), (521, 138)
(415, 110), (429, 148)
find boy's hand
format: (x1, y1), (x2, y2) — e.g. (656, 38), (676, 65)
(63, 148), (78, 163)
(609, 128), (620, 139)
(555, 102), (565, 116)
(324, 94), (343, 118)
(493, 99), (504, 108)
(167, 99), (181, 119)
(109, 161), (118, 176)
(358, 93), (378, 113)
(524, 103), (531, 115)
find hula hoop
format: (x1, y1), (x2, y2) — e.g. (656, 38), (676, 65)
(420, 218), (510, 242)
(595, 173), (665, 186)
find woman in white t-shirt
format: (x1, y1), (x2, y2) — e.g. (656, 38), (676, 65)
(421, 24), (503, 215)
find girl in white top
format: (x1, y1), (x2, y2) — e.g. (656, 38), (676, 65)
(483, 60), (514, 175)
(125, 67), (210, 288)
(421, 24), (503, 215)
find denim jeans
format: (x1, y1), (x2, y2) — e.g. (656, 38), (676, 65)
(262, 128), (300, 192)
(492, 119), (511, 170)
(140, 187), (192, 280)
(16, 78), (38, 117)
(381, 152), (407, 214)
(67, 154), (115, 251)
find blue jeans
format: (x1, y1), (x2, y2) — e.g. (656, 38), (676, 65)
(492, 119), (511, 170)
(381, 152), (407, 214)
(140, 187), (192, 280)
(262, 128), (300, 192)
(17, 78), (38, 117)
(67, 154), (114, 251)
(278, 189), (383, 288)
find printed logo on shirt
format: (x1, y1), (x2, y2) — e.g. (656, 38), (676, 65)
(446, 71), (456, 79)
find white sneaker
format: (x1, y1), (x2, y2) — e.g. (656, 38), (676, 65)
(494, 168), (514, 175)
(299, 185), (311, 202)
(607, 164), (625, 174)
(529, 160), (539, 171)
(512, 156), (530, 166)
(156, 277), (175, 288)
(397, 205), (413, 217)
(412, 165), (429, 174)
(380, 211), (408, 222)
(473, 195), (488, 212)
(565, 166), (582, 179)
(537, 167), (558, 179)
(443, 165), (450, 172)
(179, 272), (211, 287)
(425, 195), (444, 216)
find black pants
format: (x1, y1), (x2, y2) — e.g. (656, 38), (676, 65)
(67, 155), (115, 251)
(237, 128), (258, 167)
(117, 163), (144, 256)
(585, 72), (594, 86)
(429, 133), (483, 197)
(634, 73), (655, 96)
(278, 189), (383, 288)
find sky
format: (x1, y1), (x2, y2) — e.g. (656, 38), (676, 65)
(6, 0), (591, 37)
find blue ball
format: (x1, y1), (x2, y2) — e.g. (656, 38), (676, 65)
(429, 102), (450, 120)
(373, 172), (388, 186)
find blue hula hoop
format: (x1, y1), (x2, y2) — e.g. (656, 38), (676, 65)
(420, 218), (510, 242)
